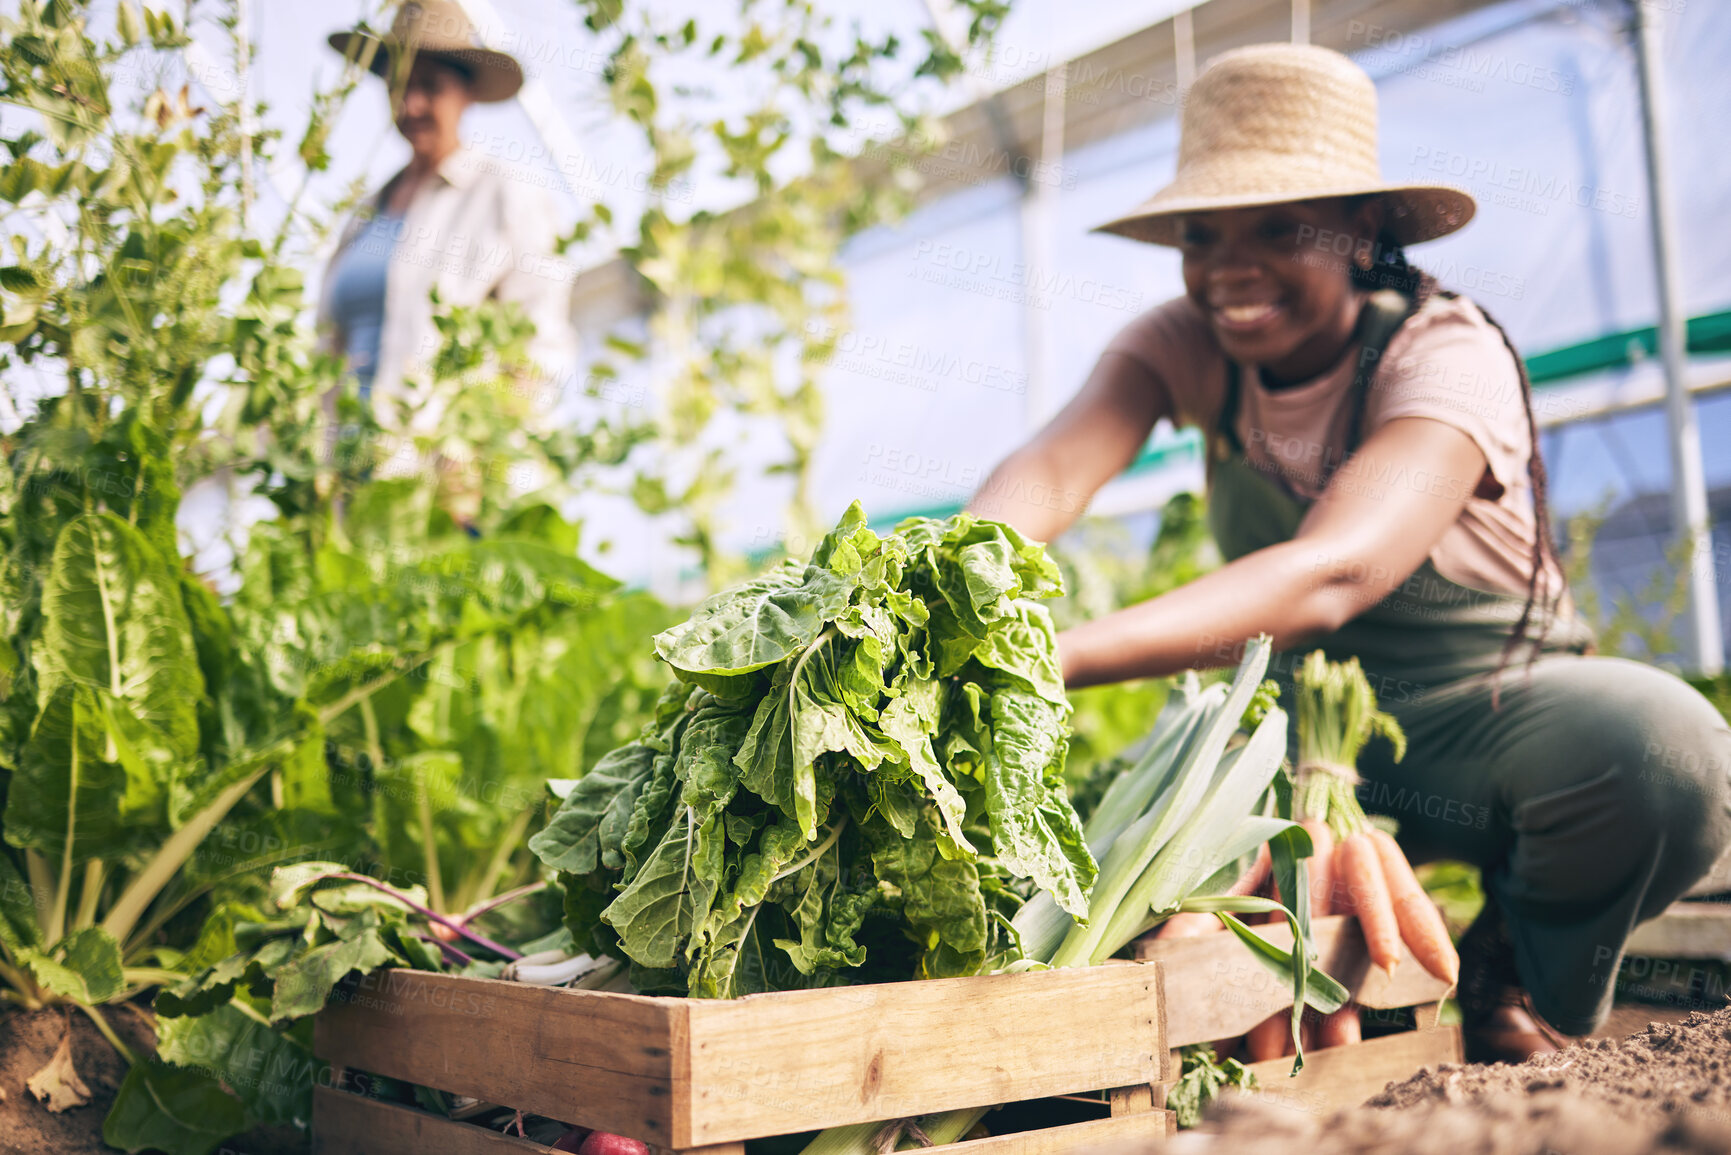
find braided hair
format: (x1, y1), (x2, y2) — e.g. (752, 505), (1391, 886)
(1350, 230), (1561, 691)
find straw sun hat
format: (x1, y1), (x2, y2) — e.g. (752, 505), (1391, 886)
(328, 0), (524, 104)
(1095, 43), (1475, 247)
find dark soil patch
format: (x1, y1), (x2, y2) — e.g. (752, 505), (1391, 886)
(0, 1005), (142, 1154)
(0, 1006), (308, 1155)
(1172, 1008), (1731, 1155)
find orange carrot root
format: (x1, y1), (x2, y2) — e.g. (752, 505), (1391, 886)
(1336, 832), (1401, 975)
(1367, 828), (1460, 985)
(1317, 1006), (1362, 1049)
(1245, 1011), (1289, 1063)
(1230, 842), (1273, 896)
(1301, 819), (1335, 919)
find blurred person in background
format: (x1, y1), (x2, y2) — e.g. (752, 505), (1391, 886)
(971, 44), (1731, 1065)
(318, 0), (575, 519)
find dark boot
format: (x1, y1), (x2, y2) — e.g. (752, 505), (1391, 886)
(1457, 898), (1580, 1064)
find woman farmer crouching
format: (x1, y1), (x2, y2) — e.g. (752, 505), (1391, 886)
(969, 44), (1731, 1062)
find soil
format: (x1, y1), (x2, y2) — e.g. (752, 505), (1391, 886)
(1172, 1007), (1731, 1155)
(0, 1005), (306, 1155)
(0, 1005), (142, 1154)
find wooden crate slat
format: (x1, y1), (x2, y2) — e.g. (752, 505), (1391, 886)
(313, 971), (686, 1144)
(1627, 901), (1731, 959)
(1136, 914), (1452, 1046)
(311, 1085), (555, 1155)
(1238, 1025), (1462, 1116)
(312, 1086), (1170, 1155)
(920, 1110), (1173, 1155)
(679, 963), (1168, 1146)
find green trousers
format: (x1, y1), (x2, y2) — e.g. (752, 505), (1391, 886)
(1348, 654), (1731, 1035)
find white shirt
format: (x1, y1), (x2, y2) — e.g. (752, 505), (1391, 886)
(316, 147), (577, 456)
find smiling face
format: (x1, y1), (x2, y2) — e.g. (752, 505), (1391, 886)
(394, 55), (474, 165)
(1178, 197), (1385, 384)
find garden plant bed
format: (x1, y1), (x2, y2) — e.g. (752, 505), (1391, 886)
(1136, 912), (1461, 1113)
(1173, 1006), (1731, 1155)
(309, 962), (1175, 1155)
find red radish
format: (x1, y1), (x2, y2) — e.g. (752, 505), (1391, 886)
(1335, 832), (1400, 975)
(577, 1132), (649, 1155)
(1317, 1006), (1361, 1048)
(1368, 829), (1459, 985)
(1301, 819), (1335, 919)
(552, 1127), (593, 1152)
(430, 922), (460, 943)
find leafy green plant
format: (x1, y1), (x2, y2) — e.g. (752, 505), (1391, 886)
(1167, 1044), (1256, 1129)
(531, 501), (1090, 993)
(0, 4), (671, 1150)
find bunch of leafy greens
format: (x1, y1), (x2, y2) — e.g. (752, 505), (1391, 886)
(529, 501), (1096, 994)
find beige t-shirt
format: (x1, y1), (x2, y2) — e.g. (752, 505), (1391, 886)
(1101, 291), (1559, 599)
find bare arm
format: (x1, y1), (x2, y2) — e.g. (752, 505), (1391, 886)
(1058, 417), (1489, 687)
(965, 351), (1171, 543)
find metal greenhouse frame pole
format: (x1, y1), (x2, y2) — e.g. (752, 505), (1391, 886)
(1631, 0), (1723, 674)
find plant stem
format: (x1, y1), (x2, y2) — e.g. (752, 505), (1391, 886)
(770, 818), (847, 885)
(417, 933), (475, 967)
(316, 872), (522, 960)
(317, 638), (461, 726)
(102, 747), (283, 946)
(468, 809), (534, 914)
(74, 859), (104, 932)
(457, 879), (547, 928)
(78, 1003), (138, 1066)
(0, 959), (40, 1007)
(413, 762), (445, 915)
(25, 851), (54, 936)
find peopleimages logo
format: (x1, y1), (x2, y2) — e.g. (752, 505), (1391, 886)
(1349, 21), (1576, 95)
(1409, 147), (1640, 219)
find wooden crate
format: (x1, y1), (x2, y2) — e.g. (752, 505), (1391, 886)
(310, 962), (1175, 1155)
(1137, 913), (1462, 1115)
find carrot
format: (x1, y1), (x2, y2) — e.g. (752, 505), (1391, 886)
(1233, 843), (1273, 896)
(1368, 828), (1459, 985)
(1301, 819), (1335, 919)
(1335, 832), (1401, 975)
(1245, 1011), (1288, 1063)
(1317, 1006), (1361, 1048)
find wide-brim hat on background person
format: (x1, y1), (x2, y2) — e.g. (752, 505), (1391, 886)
(1094, 43), (1475, 247)
(328, 0), (524, 103)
